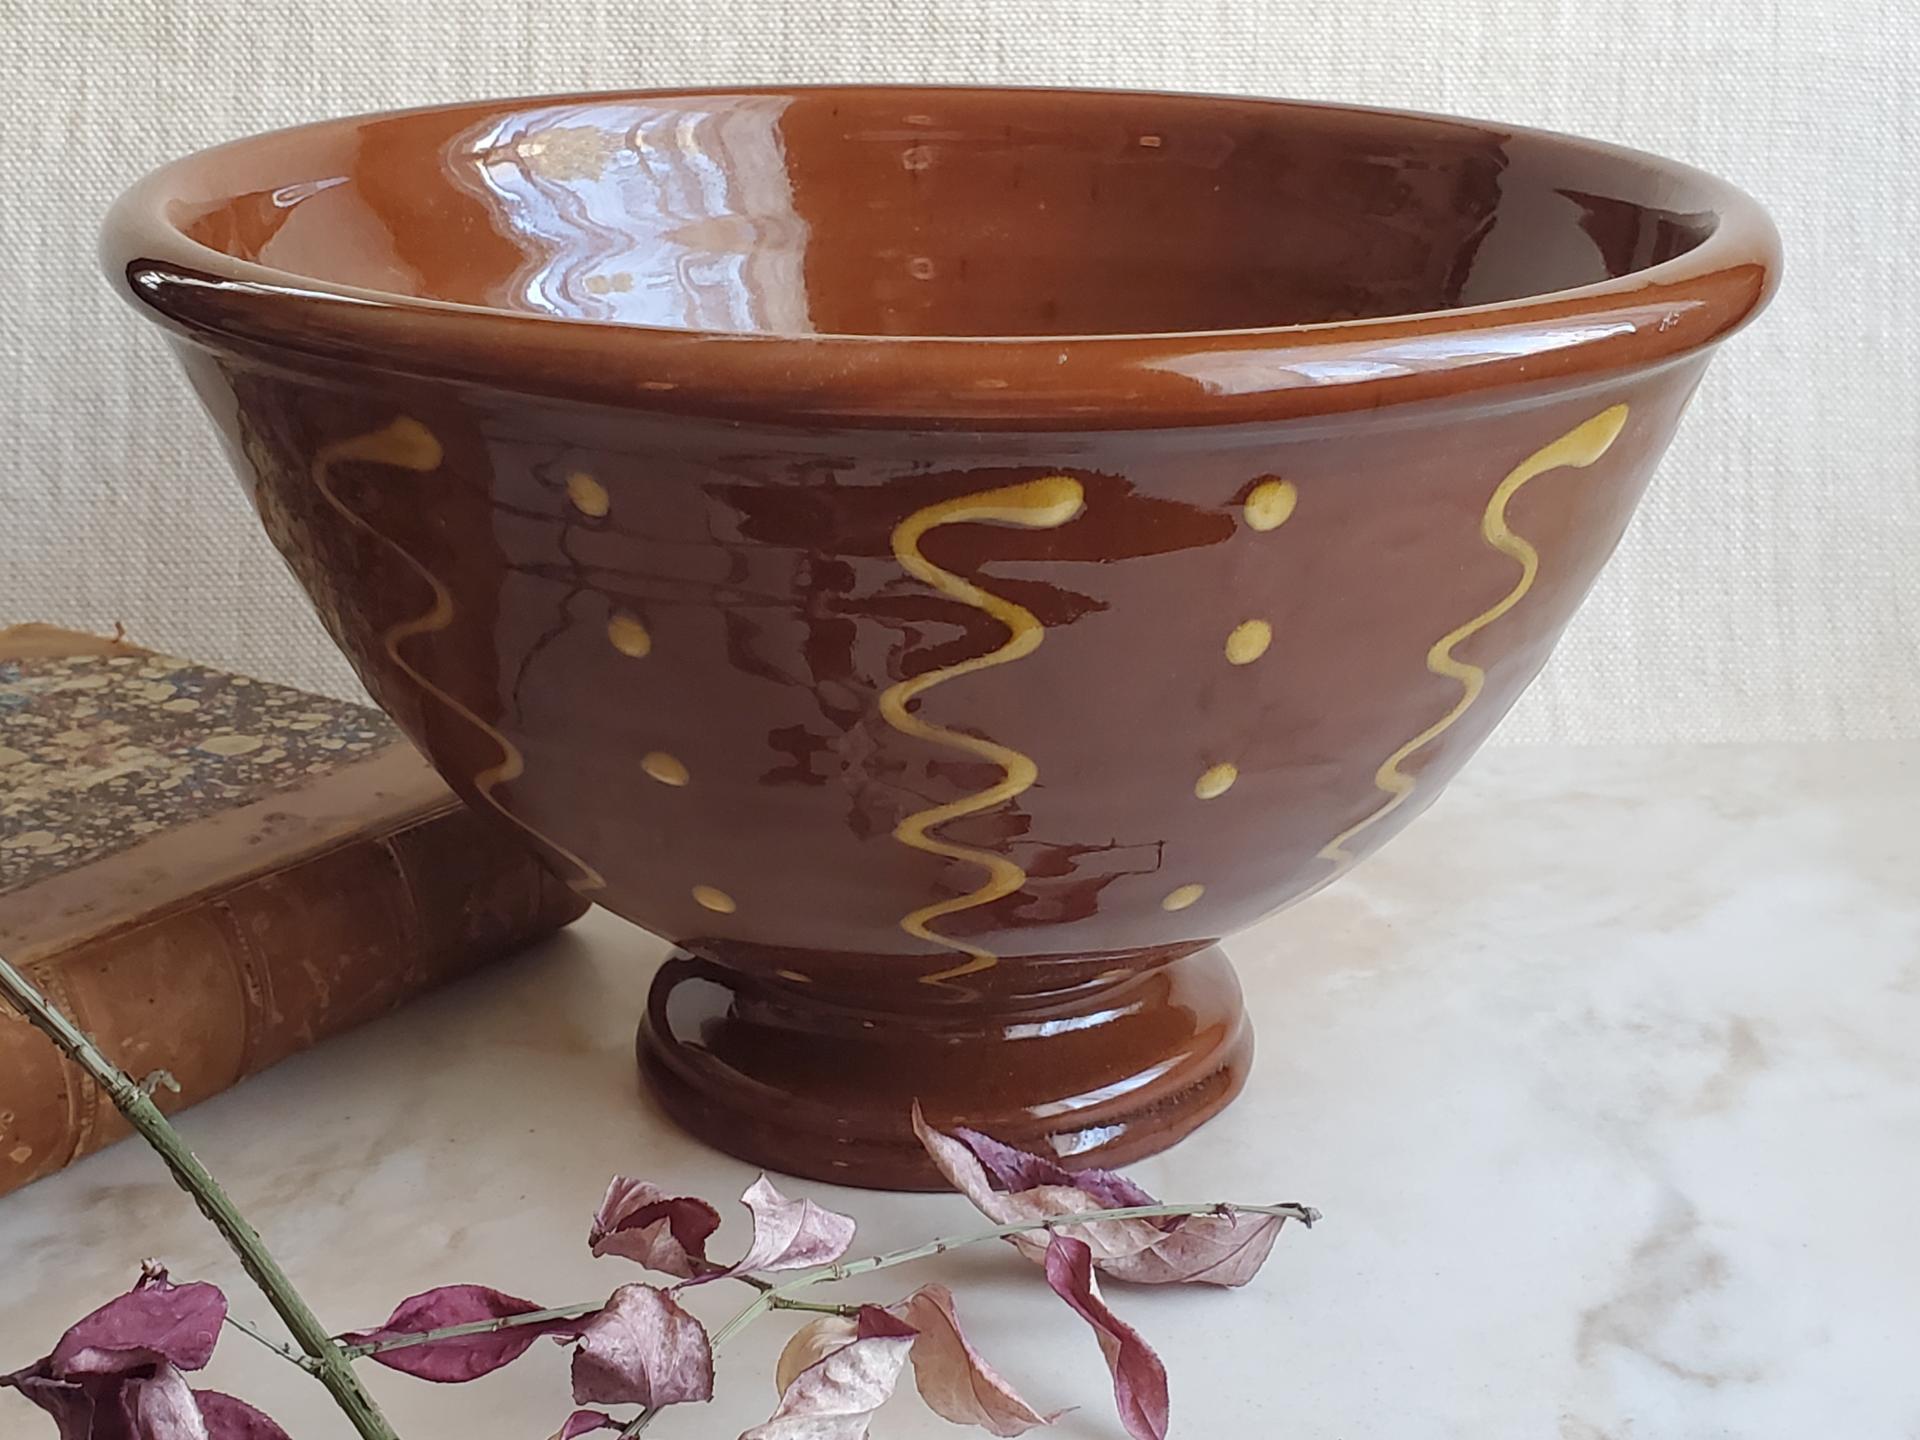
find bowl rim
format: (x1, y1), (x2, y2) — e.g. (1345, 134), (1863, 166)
(103, 83), (1782, 430)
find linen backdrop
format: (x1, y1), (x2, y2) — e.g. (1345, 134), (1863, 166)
(1, 0), (1912, 743)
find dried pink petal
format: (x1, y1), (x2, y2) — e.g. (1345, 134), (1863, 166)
(741, 1307), (918, 1440)
(342, 1284), (584, 1382)
(0, 1365), (95, 1440)
(912, 1108), (1164, 1265)
(730, 1176), (858, 1276)
(123, 1364), (211, 1440)
(194, 1391), (295, 1440)
(588, 1178), (723, 1279)
(49, 1266), (227, 1377)
(1042, 1238), (1169, 1440)
(569, 1284), (714, 1409)
(889, 1284), (1063, 1436)
(548, 1409), (621, 1439)
(952, 1128), (1159, 1214)
(774, 1315), (859, 1395)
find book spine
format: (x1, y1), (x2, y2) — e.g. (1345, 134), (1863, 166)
(0, 805), (584, 1196)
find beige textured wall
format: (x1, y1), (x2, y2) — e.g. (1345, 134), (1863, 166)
(1, 1), (1912, 743)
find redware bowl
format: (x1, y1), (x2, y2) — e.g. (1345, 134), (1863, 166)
(105, 86), (1778, 1188)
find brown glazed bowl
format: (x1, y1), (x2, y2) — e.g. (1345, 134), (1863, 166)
(105, 87), (1778, 1188)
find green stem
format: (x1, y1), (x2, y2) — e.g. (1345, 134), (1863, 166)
(224, 1314), (320, 1372)
(767, 1296), (860, 1317)
(0, 952), (400, 1440)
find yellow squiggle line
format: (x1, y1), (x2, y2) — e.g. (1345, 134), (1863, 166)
(880, 475), (1087, 985)
(312, 418), (606, 892)
(1319, 404), (1630, 869)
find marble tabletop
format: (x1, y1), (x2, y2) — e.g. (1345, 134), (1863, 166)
(3, 741), (1915, 1439)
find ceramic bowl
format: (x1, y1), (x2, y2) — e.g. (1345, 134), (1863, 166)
(105, 87), (1778, 1187)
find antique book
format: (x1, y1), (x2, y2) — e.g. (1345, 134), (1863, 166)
(0, 624), (587, 1196)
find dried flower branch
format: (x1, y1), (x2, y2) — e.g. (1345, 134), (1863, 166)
(0, 950), (395, 1440)
(3, 952), (1320, 1440)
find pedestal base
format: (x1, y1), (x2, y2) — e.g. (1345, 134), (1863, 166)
(637, 944), (1252, 1190)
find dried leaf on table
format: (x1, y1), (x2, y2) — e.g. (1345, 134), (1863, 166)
(889, 1284), (1064, 1436)
(50, 1264), (226, 1376)
(342, 1284), (584, 1382)
(122, 1364), (210, 1440)
(728, 1175), (859, 1276)
(192, 1391), (295, 1440)
(774, 1314), (859, 1394)
(1042, 1237), (1169, 1440)
(569, 1283), (714, 1409)
(588, 1177), (723, 1279)
(741, 1306), (918, 1440)
(916, 1106), (1305, 1286)
(547, 1407), (622, 1439)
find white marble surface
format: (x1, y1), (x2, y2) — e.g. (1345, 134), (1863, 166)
(3, 742), (1916, 1439)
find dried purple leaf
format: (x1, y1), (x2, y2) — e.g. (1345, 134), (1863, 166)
(1093, 1210), (1287, 1288)
(912, 1108), (1165, 1266)
(194, 1391), (294, 1440)
(588, 1178), (723, 1279)
(0, 1365), (96, 1440)
(917, 1108), (1301, 1288)
(1042, 1237), (1169, 1440)
(729, 1176), (858, 1276)
(952, 1128), (1159, 1214)
(773, 1315), (858, 1395)
(122, 1364), (209, 1440)
(889, 1284), (1063, 1436)
(547, 1409), (622, 1440)
(569, 1284), (714, 1410)
(50, 1265), (227, 1377)
(342, 1284), (583, 1382)
(741, 1307), (918, 1440)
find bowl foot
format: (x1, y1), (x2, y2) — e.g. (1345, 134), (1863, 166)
(637, 943), (1252, 1190)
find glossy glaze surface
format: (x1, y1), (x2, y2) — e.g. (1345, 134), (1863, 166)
(105, 87), (1779, 1185)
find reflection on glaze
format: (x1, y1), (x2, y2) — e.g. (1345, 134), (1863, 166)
(310, 418), (606, 892)
(1320, 404), (1630, 867)
(446, 98), (812, 332)
(880, 475), (1087, 985)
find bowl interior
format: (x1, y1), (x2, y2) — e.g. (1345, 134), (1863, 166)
(166, 88), (1718, 340)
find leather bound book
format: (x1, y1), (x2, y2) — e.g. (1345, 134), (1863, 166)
(0, 624), (587, 1196)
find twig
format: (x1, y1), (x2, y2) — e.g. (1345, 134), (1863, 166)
(803, 1200), (1319, 1287)
(224, 1314), (319, 1372)
(341, 1198), (1323, 1368)
(766, 1296), (860, 1317)
(0, 951), (400, 1440)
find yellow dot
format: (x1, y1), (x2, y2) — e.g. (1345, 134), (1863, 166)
(1194, 762), (1238, 799)
(693, 885), (736, 914)
(775, 968), (814, 984)
(1243, 479), (1298, 531)
(607, 613), (651, 657)
(1161, 883), (1206, 912)
(642, 751), (689, 786)
(566, 471), (610, 518)
(1225, 620), (1272, 665)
